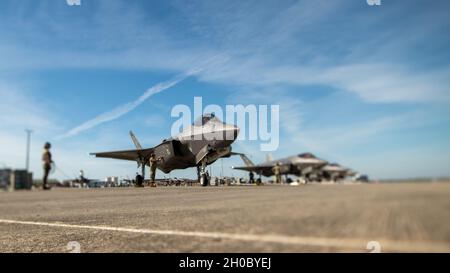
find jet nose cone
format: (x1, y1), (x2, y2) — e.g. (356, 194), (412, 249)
(233, 125), (240, 140)
(223, 124), (240, 142)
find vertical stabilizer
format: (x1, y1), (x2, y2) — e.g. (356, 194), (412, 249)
(239, 154), (255, 167)
(129, 131), (143, 150)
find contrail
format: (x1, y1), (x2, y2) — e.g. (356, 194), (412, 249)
(55, 54), (228, 139)
(56, 71), (196, 140)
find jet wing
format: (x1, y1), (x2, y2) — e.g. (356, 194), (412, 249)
(233, 165), (273, 172)
(90, 148), (154, 162)
(233, 164), (276, 177)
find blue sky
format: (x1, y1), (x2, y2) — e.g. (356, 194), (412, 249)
(0, 0), (449, 180)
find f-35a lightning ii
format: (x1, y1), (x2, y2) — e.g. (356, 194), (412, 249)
(319, 163), (353, 182)
(91, 114), (240, 186)
(233, 153), (328, 182)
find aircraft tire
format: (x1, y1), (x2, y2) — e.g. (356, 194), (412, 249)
(200, 174), (209, 187)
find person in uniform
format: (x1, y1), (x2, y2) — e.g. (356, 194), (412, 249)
(149, 153), (164, 187)
(272, 163), (282, 184)
(42, 142), (53, 190)
(79, 170), (89, 187)
(249, 172), (255, 184)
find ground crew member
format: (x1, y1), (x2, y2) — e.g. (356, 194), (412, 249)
(249, 172), (255, 184)
(42, 142), (53, 190)
(149, 153), (164, 187)
(79, 170), (85, 181)
(272, 163), (282, 184)
(79, 170), (89, 187)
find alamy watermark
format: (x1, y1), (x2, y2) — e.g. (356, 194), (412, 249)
(367, 0), (381, 6)
(171, 97), (280, 152)
(66, 0), (81, 6)
(66, 241), (81, 253)
(367, 241), (382, 253)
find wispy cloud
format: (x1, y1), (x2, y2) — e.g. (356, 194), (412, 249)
(0, 82), (154, 179)
(54, 53), (221, 139)
(1, 1), (449, 104)
(1, 0), (450, 179)
(56, 73), (188, 139)
(0, 83), (58, 131)
(0, 82), (60, 174)
(245, 64), (450, 103)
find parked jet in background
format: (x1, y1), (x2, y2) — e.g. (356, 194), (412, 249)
(91, 114), (240, 186)
(320, 163), (352, 182)
(69, 170), (99, 188)
(233, 153), (328, 182)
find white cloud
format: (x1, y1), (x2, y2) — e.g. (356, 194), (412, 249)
(1, 0), (449, 180)
(319, 64), (450, 103)
(0, 81), (143, 180)
(0, 82), (58, 174)
(1, 1), (449, 104)
(56, 73), (188, 139)
(225, 87), (449, 175)
(0, 83), (58, 131)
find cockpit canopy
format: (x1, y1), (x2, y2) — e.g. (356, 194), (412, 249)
(192, 113), (225, 126)
(298, 153), (316, 159)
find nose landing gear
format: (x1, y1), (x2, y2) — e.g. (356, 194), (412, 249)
(198, 159), (210, 187)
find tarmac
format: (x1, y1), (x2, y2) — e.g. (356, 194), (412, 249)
(0, 182), (449, 253)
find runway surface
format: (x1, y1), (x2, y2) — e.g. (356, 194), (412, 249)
(0, 183), (449, 253)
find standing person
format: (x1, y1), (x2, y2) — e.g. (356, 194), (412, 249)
(205, 171), (211, 187)
(272, 163), (282, 184)
(42, 142), (53, 190)
(249, 172), (255, 184)
(149, 154), (164, 187)
(215, 177), (219, 187)
(79, 170), (87, 188)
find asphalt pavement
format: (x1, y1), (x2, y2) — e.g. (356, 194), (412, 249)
(0, 182), (449, 253)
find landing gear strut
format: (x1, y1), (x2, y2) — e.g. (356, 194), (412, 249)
(198, 159), (209, 187)
(141, 162), (146, 178)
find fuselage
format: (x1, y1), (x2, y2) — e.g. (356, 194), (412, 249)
(152, 115), (240, 173)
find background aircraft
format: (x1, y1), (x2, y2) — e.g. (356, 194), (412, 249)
(319, 163), (352, 182)
(91, 114), (240, 186)
(233, 153), (328, 182)
(68, 170), (98, 188)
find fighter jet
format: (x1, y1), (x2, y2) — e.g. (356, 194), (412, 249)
(320, 163), (351, 182)
(91, 114), (240, 186)
(69, 170), (98, 188)
(233, 153), (328, 182)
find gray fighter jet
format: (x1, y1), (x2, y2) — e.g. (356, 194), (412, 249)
(233, 153), (328, 182)
(91, 114), (240, 186)
(320, 163), (351, 182)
